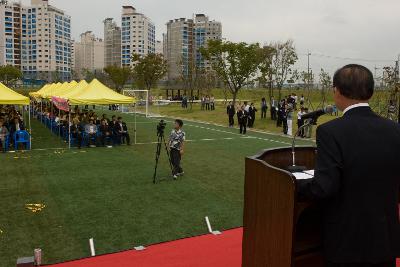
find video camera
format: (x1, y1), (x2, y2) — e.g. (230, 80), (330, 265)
(157, 120), (167, 136)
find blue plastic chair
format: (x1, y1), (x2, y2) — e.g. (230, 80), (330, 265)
(14, 130), (30, 150)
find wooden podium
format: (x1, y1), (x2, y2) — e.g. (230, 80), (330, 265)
(242, 146), (325, 267)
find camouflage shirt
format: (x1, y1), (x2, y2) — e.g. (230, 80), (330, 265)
(169, 129), (186, 150)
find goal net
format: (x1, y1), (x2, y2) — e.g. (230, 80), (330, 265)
(122, 90), (161, 118)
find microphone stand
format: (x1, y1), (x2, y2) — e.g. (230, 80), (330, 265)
(286, 120), (313, 173)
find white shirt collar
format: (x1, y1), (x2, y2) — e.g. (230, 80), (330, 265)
(343, 103), (370, 115)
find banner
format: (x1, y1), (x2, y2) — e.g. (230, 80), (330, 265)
(51, 97), (69, 112)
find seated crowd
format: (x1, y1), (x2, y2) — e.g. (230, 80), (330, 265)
(34, 104), (130, 149)
(0, 105), (27, 151)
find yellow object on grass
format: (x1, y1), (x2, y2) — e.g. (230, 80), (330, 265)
(26, 203), (46, 213)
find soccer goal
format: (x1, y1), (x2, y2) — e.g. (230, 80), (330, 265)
(122, 90), (162, 118)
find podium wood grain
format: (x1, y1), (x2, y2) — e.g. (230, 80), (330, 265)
(242, 146), (324, 267)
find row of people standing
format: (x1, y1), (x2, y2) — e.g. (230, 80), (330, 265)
(201, 95), (215, 111)
(226, 95), (312, 136)
(227, 101), (258, 134)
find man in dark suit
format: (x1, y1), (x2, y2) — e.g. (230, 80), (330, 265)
(115, 117), (131, 145)
(227, 102), (236, 127)
(237, 105), (249, 134)
(297, 64), (400, 267)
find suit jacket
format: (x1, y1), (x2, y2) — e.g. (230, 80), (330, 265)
(297, 106), (400, 263)
(115, 122), (128, 133)
(237, 110), (248, 124)
(227, 105), (235, 116)
(10, 122), (25, 133)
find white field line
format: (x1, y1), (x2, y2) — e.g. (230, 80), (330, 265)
(126, 113), (315, 144)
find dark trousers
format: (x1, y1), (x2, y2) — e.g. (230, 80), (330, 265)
(101, 134), (112, 146)
(327, 260), (396, 267)
(277, 113), (283, 127)
(205, 103), (210, 110)
(240, 122), (247, 134)
(86, 133), (97, 146)
(72, 133), (82, 148)
(121, 133), (130, 145)
(261, 107), (267, 118)
(170, 148), (182, 175)
(297, 119), (304, 137)
(248, 117), (255, 128)
(282, 119), (288, 134)
(228, 115), (234, 126)
(271, 108), (277, 120)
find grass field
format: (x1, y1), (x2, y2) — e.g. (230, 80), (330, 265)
(0, 109), (313, 266)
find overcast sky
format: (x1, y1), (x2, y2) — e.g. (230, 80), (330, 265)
(22, 0), (400, 77)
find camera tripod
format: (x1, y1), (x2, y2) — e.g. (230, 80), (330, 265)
(153, 130), (174, 184)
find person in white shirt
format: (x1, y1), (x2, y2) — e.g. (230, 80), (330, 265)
(84, 119), (98, 147)
(297, 107), (306, 137)
(244, 101), (250, 113)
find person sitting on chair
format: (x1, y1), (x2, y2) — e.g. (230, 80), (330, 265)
(115, 117), (130, 145)
(0, 120), (9, 152)
(99, 119), (113, 147)
(10, 117), (25, 142)
(70, 120), (82, 149)
(84, 119), (98, 147)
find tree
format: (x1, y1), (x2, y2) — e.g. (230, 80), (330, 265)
(131, 53), (167, 91)
(319, 68), (332, 107)
(301, 70), (314, 87)
(103, 65), (132, 92)
(81, 68), (96, 82)
(289, 69), (300, 88)
(200, 40), (263, 105)
(258, 45), (276, 98)
(268, 40), (298, 100)
(0, 65), (23, 86)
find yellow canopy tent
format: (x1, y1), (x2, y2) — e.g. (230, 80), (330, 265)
(55, 80), (88, 99)
(63, 79), (135, 148)
(29, 82), (62, 99)
(44, 80), (78, 99)
(0, 83), (30, 105)
(67, 79), (135, 105)
(29, 83), (50, 98)
(0, 83), (32, 149)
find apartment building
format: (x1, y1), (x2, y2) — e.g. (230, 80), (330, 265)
(104, 18), (121, 67)
(0, 0), (72, 81)
(74, 31), (104, 76)
(0, 1), (24, 68)
(121, 6), (155, 67)
(164, 14), (222, 80)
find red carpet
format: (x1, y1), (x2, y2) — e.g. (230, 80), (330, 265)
(48, 228), (242, 267)
(47, 228), (400, 267)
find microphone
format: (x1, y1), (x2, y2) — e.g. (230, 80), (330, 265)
(286, 105), (334, 173)
(301, 105), (334, 123)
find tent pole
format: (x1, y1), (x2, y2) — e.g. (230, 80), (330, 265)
(68, 107), (71, 149)
(146, 90), (149, 117)
(51, 102), (53, 130)
(29, 104), (31, 150)
(40, 101), (43, 123)
(134, 103), (137, 145)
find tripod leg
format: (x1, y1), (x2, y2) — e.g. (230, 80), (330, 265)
(162, 136), (174, 174)
(153, 136), (162, 184)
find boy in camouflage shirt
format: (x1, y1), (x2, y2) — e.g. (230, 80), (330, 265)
(169, 119), (186, 179)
